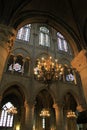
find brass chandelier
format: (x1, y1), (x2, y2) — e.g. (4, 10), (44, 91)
(7, 106), (17, 115)
(34, 56), (64, 85)
(67, 110), (77, 119)
(40, 108), (50, 117)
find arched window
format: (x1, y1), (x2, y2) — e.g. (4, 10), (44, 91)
(16, 24), (31, 42)
(57, 32), (73, 55)
(0, 102), (17, 127)
(57, 32), (68, 52)
(39, 26), (50, 47)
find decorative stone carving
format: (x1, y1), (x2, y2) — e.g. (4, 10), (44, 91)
(53, 102), (64, 110)
(24, 99), (35, 109)
(77, 104), (87, 112)
(0, 24), (16, 51)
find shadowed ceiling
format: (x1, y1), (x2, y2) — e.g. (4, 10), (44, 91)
(0, 0), (87, 49)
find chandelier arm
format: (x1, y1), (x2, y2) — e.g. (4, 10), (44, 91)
(34, 56), (76, 86)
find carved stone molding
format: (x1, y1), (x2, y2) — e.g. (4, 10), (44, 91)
(77, 104), (87, 112)
(53, 101), (64, 110)
(0, 24), (17, 52)
(24, 99), (35, 109)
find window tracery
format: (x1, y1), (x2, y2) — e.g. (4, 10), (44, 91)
(0, 102), (15, 127)
(57, 32), (72, 54)
(16, 24), (31, 42)
(39, 26), (50, 47)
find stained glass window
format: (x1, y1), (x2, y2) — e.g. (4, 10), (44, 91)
(9, 63), (22, 72)
(39, 26), (50, 47)
(57, 32), (68, 52)
(0, 102), (15, 127)
(42, 117), (45, 128)
(16, 24), (31, 42)
(7, 55), (30, 76)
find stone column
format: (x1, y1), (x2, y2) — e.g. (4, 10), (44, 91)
(20, 106), (25, 130)
(24, 100), (35, 130)
(53, 102), (64, 130)
(71, 49), (87, 103)
(0, 24), (16, 81)
(11, 56), (17, 73)
(28, 60), (30, 76)
(66, 110), (77, 130)
(0, 95), (2, 116)
(21, 59), (25, 75)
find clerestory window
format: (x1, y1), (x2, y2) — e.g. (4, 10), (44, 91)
(16, 24), (31, 42)
(39, 26), (50, 47)
(57, 32), (68, 52)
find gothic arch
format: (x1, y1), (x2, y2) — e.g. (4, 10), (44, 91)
(0, 81), (28, 101)
(13, 47), (31, 58)
(61, 88), (82, 107)
(34, 87), (56, 106)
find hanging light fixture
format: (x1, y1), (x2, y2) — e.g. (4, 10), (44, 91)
(7, 106), (17, 115)
(34, 55), (76, 87)
(67, 110), (77, 118)
(40, 108), (50, 117)
(34, 56), (64, 85)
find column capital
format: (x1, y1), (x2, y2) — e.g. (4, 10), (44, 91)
(76, 104), (87, 112)
(24, 99), (35, 109)
(13, 56), (17, 61)
(53, 102), (64, 109)
(22, 58), (26, 63)
(71, 49), (87, 72)
(0, 24), (17, 52)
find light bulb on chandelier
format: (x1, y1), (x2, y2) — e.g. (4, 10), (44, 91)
(40, 108), (50, 117)
(34, 56), (64, 84)
(34, 55), (76, 86)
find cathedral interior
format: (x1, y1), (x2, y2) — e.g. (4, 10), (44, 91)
(0, 0), (87, 130)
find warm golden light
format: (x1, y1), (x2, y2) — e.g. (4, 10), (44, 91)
(34, 56), (64, 84)
(16, 125), (20, 130)
(34, 56), (76, 86)
(40, 108), (50, 117)
(67, 110), (77, 118)
(7, 106), (17, 114)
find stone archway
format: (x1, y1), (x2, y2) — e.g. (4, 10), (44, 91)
(0, 85), (25, 130)
(63, 92), (78, 130)
(34, 89), (56, 130)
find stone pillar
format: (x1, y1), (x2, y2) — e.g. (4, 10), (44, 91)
(53, 102), (64, 130)
(28, 60), (30, 76)
(24, 100), (35, 130)
(66, 110), (77, 130)
(71, 49), (87, 103)
(0, 24), (16, 81)
(21, 59), (25, 75)
(11, 56), (17, 73)
(0, 95), (2, 116)
(20, 106), (25, 130)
